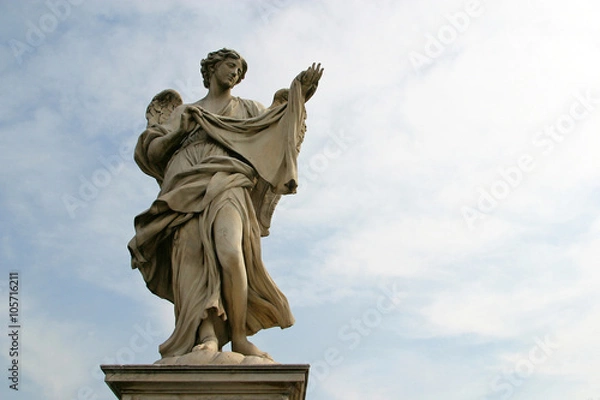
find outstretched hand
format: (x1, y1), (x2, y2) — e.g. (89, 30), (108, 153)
(296, 62), (323, 101)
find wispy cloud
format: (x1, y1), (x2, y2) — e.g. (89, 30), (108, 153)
(2, 0), (600, 399)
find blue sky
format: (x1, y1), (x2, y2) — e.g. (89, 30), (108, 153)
(1, 0), (599, 399)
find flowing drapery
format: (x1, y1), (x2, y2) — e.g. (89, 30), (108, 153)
(128, 80), (305, 357)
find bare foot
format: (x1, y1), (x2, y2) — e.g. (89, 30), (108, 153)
(232, 337), (273, 360)
(192, 336), (219, 353)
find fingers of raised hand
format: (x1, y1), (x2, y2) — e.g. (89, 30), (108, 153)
(308, 63), (323, 83)
(296, 63), (323, 86)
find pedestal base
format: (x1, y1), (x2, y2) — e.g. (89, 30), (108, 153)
(101, 364), (310, 400)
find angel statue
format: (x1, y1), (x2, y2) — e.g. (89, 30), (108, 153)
(127, 48), (323, 364)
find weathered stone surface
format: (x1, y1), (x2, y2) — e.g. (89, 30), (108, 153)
(127, 48), (323, 362)
(155, 348), (277, 366)
(101, 364), (309, 400)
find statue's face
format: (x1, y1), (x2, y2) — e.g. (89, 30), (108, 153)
(212, 57), (243, 89)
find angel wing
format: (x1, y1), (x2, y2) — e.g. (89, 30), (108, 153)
(269, 88), (289, 108)
(145, 89), (183, 128)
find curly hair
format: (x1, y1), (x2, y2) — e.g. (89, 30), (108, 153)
(200, 48), (248, 89)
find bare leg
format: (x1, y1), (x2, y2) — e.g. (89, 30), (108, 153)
(193, 309), (219, 352)
(213, 204), (270, 358)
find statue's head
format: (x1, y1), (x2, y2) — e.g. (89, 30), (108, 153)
(200, 48), (248, 89)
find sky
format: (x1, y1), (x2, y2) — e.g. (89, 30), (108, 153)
(1, 0), (599, 399)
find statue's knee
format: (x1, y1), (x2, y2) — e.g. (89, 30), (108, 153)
(214, 203), (244, 274)
(215, 237), (243, 270)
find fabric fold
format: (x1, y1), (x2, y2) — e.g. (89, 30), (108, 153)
(127, 79), (305, 357)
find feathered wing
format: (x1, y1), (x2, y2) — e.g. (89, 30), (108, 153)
(133, 89), (184, 186)
(145, 89), (183, 127)
(269, 88), (289, 108)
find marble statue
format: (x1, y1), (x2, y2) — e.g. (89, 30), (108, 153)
(127, 48), (322, 364)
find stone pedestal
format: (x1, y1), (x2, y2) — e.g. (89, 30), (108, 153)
(101, 364), (310, 400)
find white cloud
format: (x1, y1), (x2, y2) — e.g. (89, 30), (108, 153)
(2, 0), (600, 398)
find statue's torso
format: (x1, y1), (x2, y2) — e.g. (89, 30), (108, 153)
(160, 97), (264, 189)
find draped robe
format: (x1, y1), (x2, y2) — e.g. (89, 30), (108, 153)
(128, 79), (305, 357)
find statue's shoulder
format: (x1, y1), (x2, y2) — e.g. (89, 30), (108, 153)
(145, 89), (183, 127)
(236, 97), (266, 116)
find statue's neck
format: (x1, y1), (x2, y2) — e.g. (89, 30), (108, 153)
(198, 90), (235, 115)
